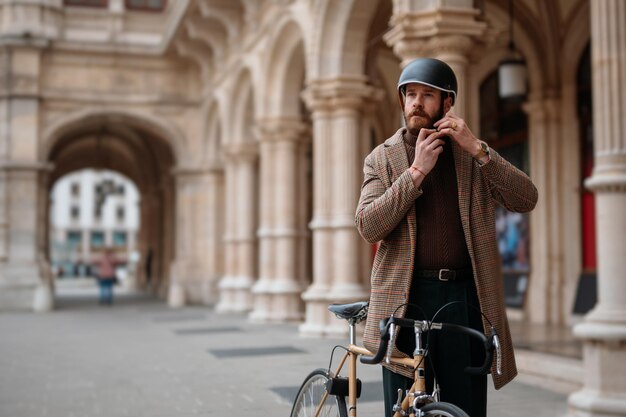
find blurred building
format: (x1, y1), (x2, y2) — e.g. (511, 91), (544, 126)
(0, 1), (624, 415)
(49, 169), (139, 277)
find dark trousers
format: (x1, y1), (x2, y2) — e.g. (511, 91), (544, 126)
(98, 278), (115, 305)
(382, 277), (487, 417)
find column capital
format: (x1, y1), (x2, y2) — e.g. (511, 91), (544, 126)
(0, 161), (53, 172)
(522, 95), (562, 123)
(256, 117), (310, 144)
(384, 7), (486, 64)
(170, 162), (224, 178)
(302, 77), (384, 114)
(221, 142), (258, 162)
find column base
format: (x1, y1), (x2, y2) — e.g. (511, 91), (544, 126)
(33, 283), (54, 312)
(569, 390), (626, 417)
(216, 275), (254, 313)
(249, 278), (273, 322)
(569, 319), (626, 417)
(299, 297), (345, 337)
(0, 263), (42, 311)
(167, 282), (186, 308)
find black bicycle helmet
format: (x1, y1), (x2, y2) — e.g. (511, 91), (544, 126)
(397, 58), (457, 106)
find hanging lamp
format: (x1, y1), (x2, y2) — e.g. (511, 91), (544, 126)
(498, 0), (527, 98)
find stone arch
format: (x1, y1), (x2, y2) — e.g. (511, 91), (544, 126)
(42, 108), (180, 303)
(561, 1), (591, 88)
(228, 67), (256, 143)
(559, 1), (591, 321)
(262, 18), (306, 118)
(475, 1), (544, 100)
(204, 100), (223, 165)
(42, 108), (185, 167)
(308, 0), (381, 79)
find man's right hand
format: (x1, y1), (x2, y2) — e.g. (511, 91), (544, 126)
(411, 128), (445, 175)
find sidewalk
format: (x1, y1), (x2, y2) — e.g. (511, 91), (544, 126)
(0, 281), (572, 417)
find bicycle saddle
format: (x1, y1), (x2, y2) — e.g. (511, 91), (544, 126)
(327, 301), (369, 321)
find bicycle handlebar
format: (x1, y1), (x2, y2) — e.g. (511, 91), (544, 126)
(360, 318), (392, 365)
(360, 316), (500, 376)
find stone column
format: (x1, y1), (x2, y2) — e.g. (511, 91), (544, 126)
(251, 118), (308, 322)
(523, 96), (568, 324)
(168, 165), (224, 307)
(216, 154), (239, 311)
(299, 101), (334, 336)
(300, 78), (376, 336)
(250, 128), (276, 321)
(569, 1), (626, 416)
(202, 163), (225, 306)
(0, 42), (48, 311)
(217, 143), (258, 312)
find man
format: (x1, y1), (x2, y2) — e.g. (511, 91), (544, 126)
(355, 58), (537, 417)
(95, 247), (117, 305)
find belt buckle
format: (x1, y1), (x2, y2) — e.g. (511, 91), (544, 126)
(438, 269), (451, 281)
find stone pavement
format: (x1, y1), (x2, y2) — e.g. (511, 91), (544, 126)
(0, 280), (572, 417)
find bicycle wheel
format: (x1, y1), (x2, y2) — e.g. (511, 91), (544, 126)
(290, 368), (347, 417)
(418, 401), (470, 417)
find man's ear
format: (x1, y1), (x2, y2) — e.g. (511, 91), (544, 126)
(443, 95), (453, 113)
(397, 92), (405, 111)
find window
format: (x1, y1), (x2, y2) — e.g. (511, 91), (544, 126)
(125, 0), (166, 11)
(67, 231), (82, 248)
(113, 231), (127, 247)
(64, 0), (108, 7)
(116, 206), (125, 222)
(70, 206), (80, 220)
(90, 231), (105, 248)
(71, 183), (80, 197)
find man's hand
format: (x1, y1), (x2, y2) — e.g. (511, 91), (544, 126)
(434, 110), (487, 162)
(411, 128), (446, 175)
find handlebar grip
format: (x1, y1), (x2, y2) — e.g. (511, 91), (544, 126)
(360, 318), (391, 365)
(440, 323), (495, 375)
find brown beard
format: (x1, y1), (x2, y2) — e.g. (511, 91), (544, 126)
(404, 100), (446, 137)
(405, 110), (441, 137)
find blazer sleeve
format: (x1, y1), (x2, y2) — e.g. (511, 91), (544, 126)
(479, 149), (538, 213)
(355, 149), (422, 244)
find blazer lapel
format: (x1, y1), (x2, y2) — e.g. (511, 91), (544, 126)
(384, 129), (410, 183)
(452, 142), (475, 260)
(384, 129), (417, 257)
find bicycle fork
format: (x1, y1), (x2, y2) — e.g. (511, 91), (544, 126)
(393, 321), (439, 417)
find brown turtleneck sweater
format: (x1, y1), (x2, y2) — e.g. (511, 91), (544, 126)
(403, 132), (472, 271)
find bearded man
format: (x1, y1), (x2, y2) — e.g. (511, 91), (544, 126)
(355, 58), (538, 417)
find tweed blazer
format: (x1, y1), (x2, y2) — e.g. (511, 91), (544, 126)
(355, 128), (538, 389)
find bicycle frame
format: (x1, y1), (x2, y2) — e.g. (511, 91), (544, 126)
(320, 321), (425, 417)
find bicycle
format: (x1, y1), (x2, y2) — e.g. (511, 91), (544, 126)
(289, 301), (502, 417)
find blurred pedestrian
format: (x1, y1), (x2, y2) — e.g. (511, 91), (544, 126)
(95, 248), (117, 305)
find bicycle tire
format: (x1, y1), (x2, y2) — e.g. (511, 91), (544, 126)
(418, 401), (470, 417)
(290, 368), (348, 417)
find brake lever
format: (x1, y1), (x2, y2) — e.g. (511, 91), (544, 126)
(493, 333), (502, 376)
(385, 320), (397, 364)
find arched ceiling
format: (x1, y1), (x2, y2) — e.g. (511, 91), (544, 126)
(48, 121), (175, 193)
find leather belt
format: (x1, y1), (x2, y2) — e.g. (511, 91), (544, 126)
(414, 268), (473, 282)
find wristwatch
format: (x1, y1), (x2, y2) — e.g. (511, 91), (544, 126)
(475, 141), (490, 159)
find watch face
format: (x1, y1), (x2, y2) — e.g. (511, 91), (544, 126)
(480, 142), (489, 153)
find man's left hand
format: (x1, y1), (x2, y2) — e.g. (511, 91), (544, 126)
(433, 110), (485, 161)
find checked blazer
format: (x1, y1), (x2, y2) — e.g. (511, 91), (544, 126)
(355, 128), (538, 389)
